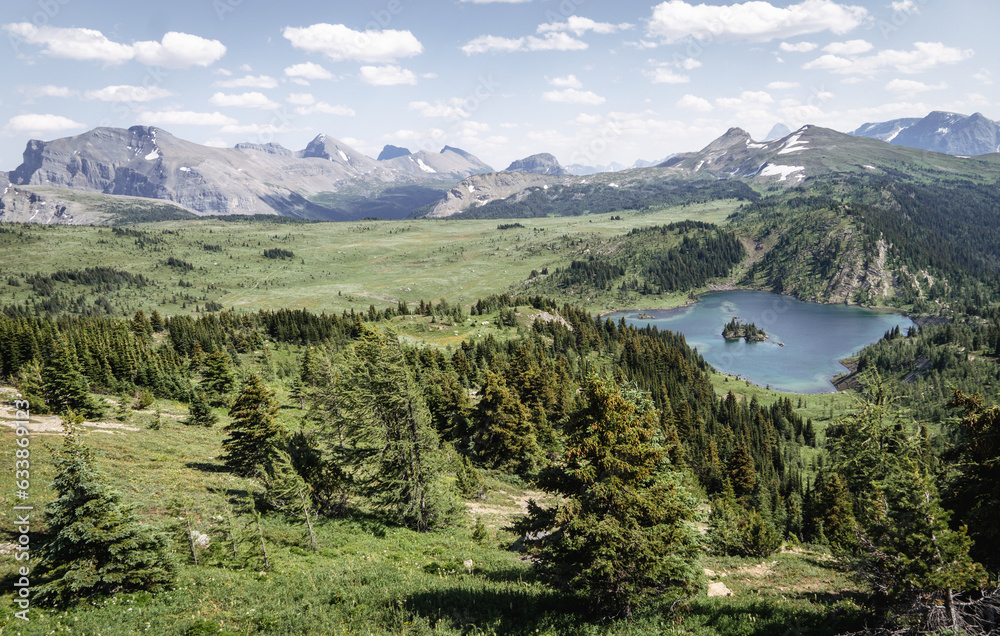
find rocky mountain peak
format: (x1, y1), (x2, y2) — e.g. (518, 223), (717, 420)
(377, 145), (411, 161)
(505, 153), (568, 176)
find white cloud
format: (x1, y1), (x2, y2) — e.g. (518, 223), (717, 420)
(283, 23), (423, 63)
(26, 85), (78, 98)
(132, 32), (226, 68)
(646, 65), (690, 84)
(4, 23), (133, 64)
(823, 39), (873, 55)
(461, 32), (587, 54)
(219, 123), (291, 135)
(890, 0), (919, 13)
(203, 138), (229, 148)
(284, 62), (333, 80)
(238, 64), (252, 72)
(3, 23), (226, 68)
(680, 57), (702, 70)
(780, 41), (818, 52)
(767, 81), (801, 89)
(409, 99), (471, 118)
(137, 110), (238, 126)
(4, 113), (85, 135)
(677, 94), (714, 111)
(550, 74), (584, 89)
(84, 85), (173, 102)
(459, 0), (531, 2)
(804, 42), (974, 76)
(716, 90), (774, 109)
(537, 16), (633, 36)
(542, 88), (606, 105)
(214, 75), (279, 89)
(294, 102), (355, 116)
(286, 93), (315, 105)
(973, 68), (993, 85)
(359, 65), (417, 86)
(884, 78), (947, 97)
(210, 92), (280, 109)
(647, 0), (868, 44)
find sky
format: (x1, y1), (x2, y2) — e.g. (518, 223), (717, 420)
(2, 0), (998, 171)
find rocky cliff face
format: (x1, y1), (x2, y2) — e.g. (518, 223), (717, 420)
(425, 172), (561, 218)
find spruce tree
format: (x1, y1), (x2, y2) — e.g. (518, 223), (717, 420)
(35, 423), (175, 605)
(185, 390), (218, 427)
(42, 339), (104, 419)
(472, 370), (540, 472)
(514, 377), (701, 618)
(202, 349), (236, 407)
(221, 374), (283, 476)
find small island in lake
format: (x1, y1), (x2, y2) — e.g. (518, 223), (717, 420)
(722, 317), (768, 342)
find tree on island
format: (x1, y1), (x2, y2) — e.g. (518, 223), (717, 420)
(722, 318), (767, 342)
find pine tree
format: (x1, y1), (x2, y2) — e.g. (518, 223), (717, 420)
(42, 339), (104, 419)
(202, 349), (236, 407)
(185, 390), (218, 427)
(514, 377), (701, 618)
(34, 423), (175, 605)
(221, 374), (283, 476)
(337, 326), (456, 531)
(260, 450), (318, 552)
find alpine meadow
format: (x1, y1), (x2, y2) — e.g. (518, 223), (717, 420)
(2, 1), (1000, 635)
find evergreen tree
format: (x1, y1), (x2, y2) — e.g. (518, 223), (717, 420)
(944, 390), (1000, 570)
(830, 375), (987, 626)
(35, 423), (175, 605)
(260, 450), (318, 552)
(336, 326), (456, 531)
(202, 349), (236, 407)
(184, 390), (218, 427)
(221, 374), (283, 476)
(15, 359), (50, 415)
(472, 370), (540, 472)
(514, 377), (701, 618)
(42, 339), (104, 419)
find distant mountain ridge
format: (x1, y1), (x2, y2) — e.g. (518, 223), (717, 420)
(6, 126), (493, 220)
(851, 111), (1000, 156)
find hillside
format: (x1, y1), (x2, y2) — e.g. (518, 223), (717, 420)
(852, 111), (1000, 156)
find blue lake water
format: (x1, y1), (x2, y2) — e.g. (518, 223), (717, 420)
(610, 291), (915, 394)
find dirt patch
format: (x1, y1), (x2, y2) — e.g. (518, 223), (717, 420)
(0, 399), (139, 435)
(465, 489), (548, 523)
(733, 561), (777, 578)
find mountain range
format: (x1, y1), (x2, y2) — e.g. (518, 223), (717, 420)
(2, 126), (493, 222)
(3, 110), (1000, 224)
(851, 111), (1000, 156)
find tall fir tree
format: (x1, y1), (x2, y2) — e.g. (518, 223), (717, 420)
(221, 374), (283, 476)
(34, 422), (175, 605)
(514, 378), (701, 618)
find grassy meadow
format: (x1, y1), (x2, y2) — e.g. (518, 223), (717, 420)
(0, 200), (738, 320)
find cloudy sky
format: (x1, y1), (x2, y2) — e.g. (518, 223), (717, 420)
(1, 0), (996, 170)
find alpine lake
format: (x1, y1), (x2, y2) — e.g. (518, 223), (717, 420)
(610, 291), (916, 394)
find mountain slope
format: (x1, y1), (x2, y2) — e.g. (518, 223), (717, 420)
(7, 126), (493, 221)
(851, 111), (1000, 156)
